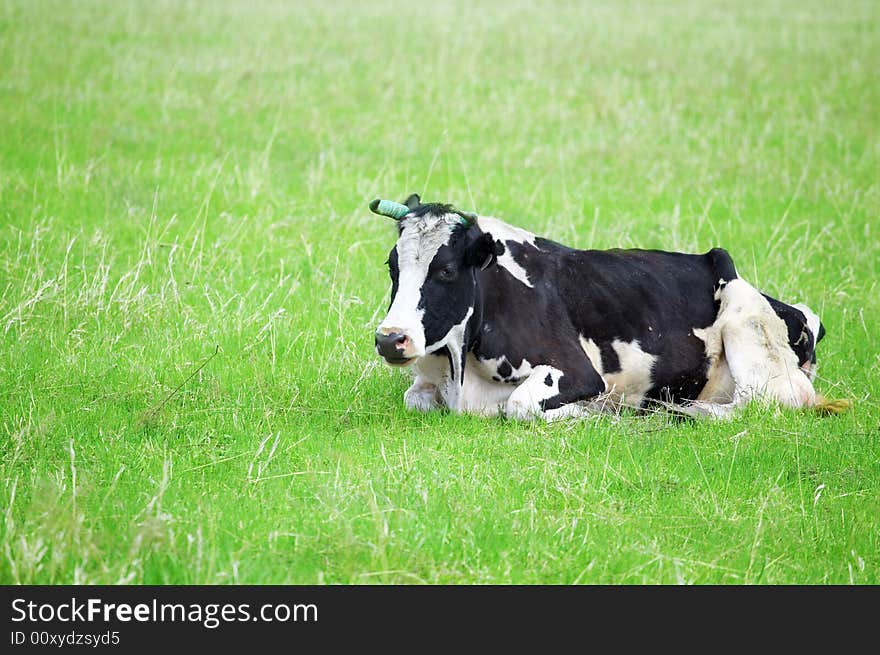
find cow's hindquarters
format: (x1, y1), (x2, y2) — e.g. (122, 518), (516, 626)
(689, 279), (817, 417)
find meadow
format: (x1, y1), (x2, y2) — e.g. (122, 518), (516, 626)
(1, 0), (878, 584)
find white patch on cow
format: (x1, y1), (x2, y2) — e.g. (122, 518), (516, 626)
(404, 353), (514, 416)
(792, 303), (821, 381)
(505, 365), (564, 420)
(378, 213), (460, 356)
(693, 325), (736, 403)
(603, 339), (656, 407)
(474, 354), (534, 383)
(396, 305), (476, 413)
(394, 301), (474, 413)
(794, 303), (822, 382)
(688, 279), (816, 418)
(459, 354), (515, 416)
(404, 354), (447, 412)
(476, 215), (538, 288)
(578, 336), (605, 377)
(472, 354), (573, 419)
(435, 306), (474, 411)
(426, 305), (473, 357)
(477, 215), (537, 245)
(578, 335), (653, 406)
(717, 279), (816, 407)
(406, 351), (612, 421)
(793, 303), (821, 343)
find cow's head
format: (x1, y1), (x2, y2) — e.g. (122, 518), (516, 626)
(372, 194), (502, 367)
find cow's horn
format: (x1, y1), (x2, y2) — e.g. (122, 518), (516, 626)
(369, 198), (410, 220)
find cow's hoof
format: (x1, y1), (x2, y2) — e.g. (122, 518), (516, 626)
(505, 398), (539, 421)
(404, 387), (438, 412)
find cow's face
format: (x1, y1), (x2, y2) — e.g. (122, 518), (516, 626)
(374, 197), (501, 367)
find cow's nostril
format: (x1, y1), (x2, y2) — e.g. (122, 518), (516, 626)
(375, 331), (411, 361)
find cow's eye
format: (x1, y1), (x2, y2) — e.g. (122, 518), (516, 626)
(436, 266), (457, 282)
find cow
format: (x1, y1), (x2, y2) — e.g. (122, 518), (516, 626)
(370, 194), (833, 420)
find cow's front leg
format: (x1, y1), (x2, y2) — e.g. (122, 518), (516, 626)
(505, 360), (606, 421)
(403, 352), (449, 412)
(404, 376), (440, 411)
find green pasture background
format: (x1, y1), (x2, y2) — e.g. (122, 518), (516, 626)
(1, 0), (878, 583)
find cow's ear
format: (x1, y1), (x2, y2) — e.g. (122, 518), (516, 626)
(467, 232), (504, 271)
(404, 193), (421, 209)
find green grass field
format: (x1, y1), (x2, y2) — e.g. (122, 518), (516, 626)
(1, 0), (878, 584)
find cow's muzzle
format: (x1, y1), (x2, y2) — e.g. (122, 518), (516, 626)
(375, 331), (415, 366)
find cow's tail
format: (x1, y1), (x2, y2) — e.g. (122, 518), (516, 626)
(812, 394), (853, 415)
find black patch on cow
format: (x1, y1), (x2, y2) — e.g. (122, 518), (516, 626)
(400, 195), (478, 226)
(386, 246), (399, 309)
(409, 202), (456, 218)
(708, 247), (738, 285)
(599, 342), (621, 373)
(474, 240), (730, 406)
(762, 294), (816, 367)
(505, 240), (539, 274)
(540, 356), (606, 411)
(467, 232), (504, 270)
(646, 354), (711, 404)
(414, 231), (481, 347)
(544, 373), (553, 386)
(496, 360), (512, 378)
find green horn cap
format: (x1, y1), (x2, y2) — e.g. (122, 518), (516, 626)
(369, 198), (410, 220)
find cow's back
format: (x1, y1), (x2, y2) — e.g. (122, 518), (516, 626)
(554, 245), (729, 402)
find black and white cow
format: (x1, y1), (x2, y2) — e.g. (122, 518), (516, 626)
(371, 194), (825, 420)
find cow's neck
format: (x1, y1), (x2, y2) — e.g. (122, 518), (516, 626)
(439, 270), (485, 412)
